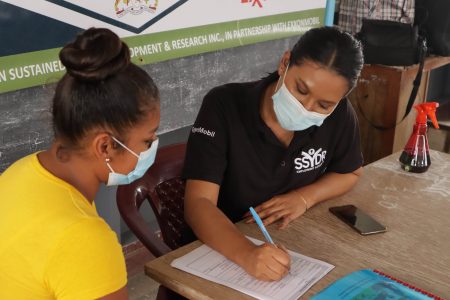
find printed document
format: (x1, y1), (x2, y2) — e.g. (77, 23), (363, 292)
(170, 237), (334, 300)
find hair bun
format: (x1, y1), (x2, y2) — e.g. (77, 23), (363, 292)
(59, 28), (130, 82)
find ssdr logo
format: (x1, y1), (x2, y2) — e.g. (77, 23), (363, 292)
(294, 148), (327, 173)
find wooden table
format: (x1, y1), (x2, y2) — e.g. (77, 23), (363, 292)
(145, 150), (450, 299)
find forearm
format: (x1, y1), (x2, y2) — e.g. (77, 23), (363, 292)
(294, 168), (362, 209)
(185, 197), (254, 266)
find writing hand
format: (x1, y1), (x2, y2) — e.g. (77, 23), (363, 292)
(241, 243), (291, 281)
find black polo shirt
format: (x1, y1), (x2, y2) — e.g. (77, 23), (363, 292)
(182, 73), (363, 223)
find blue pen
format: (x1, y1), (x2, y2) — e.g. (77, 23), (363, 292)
(249, 207), (275, 245)
(249, 206), (292, 276)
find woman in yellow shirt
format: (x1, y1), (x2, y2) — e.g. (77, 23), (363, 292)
(0, 28), (160, 300)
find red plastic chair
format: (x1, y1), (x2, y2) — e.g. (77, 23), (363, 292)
(116, 143), (189, 300)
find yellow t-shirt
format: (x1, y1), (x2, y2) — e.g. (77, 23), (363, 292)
(0, 153), (127, 300)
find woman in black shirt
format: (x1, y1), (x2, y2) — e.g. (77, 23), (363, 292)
(183, 26), (364, 282)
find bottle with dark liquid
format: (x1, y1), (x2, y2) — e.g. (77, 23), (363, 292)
(399, 124), (431, 172)
(399, 102), (439, 173)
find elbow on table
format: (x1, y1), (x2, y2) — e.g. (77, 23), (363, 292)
(347, 167), (363, 190)
(353, 166), (363, 178)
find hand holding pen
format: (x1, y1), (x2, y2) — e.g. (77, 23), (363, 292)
(242, 207), (291, 280)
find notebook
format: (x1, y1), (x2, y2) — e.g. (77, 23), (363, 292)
(171, 237), (334, 300)
(311, 269), (444, 300)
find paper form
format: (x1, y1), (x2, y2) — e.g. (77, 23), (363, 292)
(170, 237), (334, 300)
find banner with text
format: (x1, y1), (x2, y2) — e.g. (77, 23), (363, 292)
(0, 0), (325, 94)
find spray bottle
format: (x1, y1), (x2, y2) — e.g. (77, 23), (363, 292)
(399, 102), (439, 173)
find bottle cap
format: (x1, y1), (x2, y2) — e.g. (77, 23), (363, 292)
(414, 102), (439, 128)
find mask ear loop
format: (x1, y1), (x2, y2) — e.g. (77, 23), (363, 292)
(274, 62), (290, 93)
(111, 136), (140, 158)
(106, 137), (140, 175)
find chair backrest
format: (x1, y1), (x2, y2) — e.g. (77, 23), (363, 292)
(116, 143), (188, 257)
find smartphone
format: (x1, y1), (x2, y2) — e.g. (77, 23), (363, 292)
(329, 204), (387, 235)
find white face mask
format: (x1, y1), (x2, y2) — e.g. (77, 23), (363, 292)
(272, 64), (335, 131)
(106, 137), (158, 186)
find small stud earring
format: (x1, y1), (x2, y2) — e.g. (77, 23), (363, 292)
(105, 157), (114, 173)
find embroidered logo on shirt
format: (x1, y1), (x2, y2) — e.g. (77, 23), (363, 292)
(192, 126), (216, 137)
(294, 148), (327, 173)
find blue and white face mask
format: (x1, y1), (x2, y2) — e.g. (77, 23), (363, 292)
(106, 137), (158, 186)
(272, 64), (334, 131)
